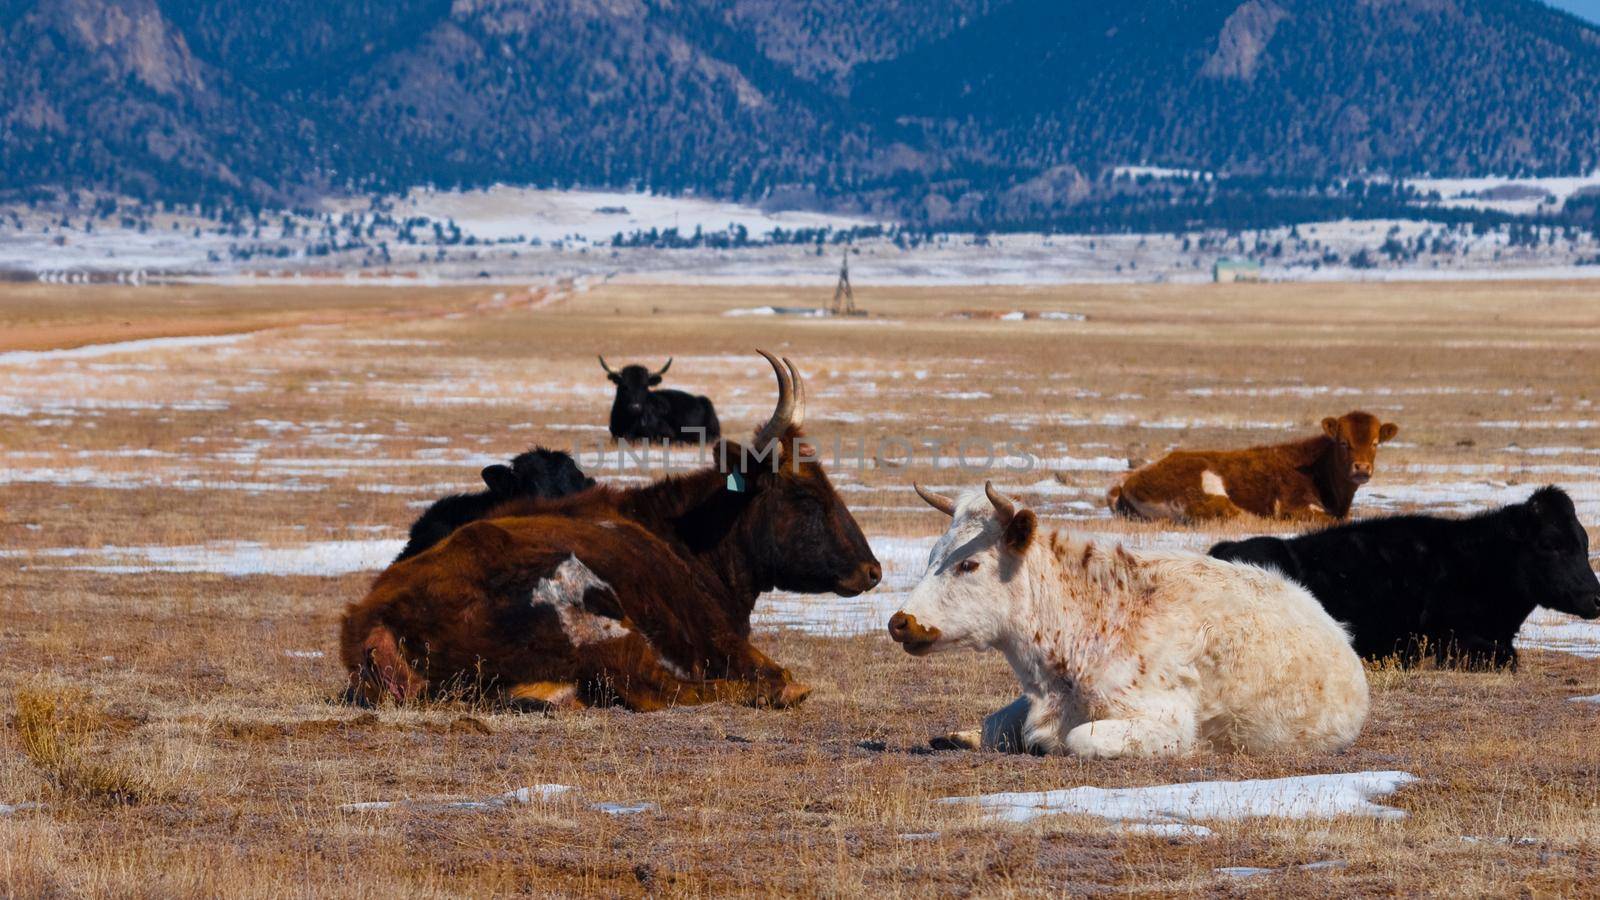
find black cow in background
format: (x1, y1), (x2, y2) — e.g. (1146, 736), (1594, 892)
(600, 356), (720, 444)
(394, 447), (595, 562)
(1210, 486), (1600, 670)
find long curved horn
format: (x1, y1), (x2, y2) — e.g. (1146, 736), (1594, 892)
(985, 481), (1017, 525)
(914, 483), (956, 517)
(652, 357), (673, 378)
(598, 355), (619, 377)
(782, 357), (806, 434)
(752, 349), (795, 449)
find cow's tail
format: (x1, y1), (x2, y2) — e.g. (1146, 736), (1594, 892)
(339, 612), (426, 706)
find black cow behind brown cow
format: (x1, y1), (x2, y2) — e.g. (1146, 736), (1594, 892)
(393, 447), (595, 563)
(341, 351), (880, 711)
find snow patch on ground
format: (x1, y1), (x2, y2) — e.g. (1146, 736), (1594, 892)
(341, 784), (655, 817)
(1478, 420), (1600, 430)
(393, 186), (880, 244)
(0, 397), (233, 417)
(940, 771), (1418, 835)
(591, 801), (659, 816)
(1139, 417), (1296, 431)
(1361, 481), (1600, 519)
(1400, 463), (1600, 477)
(1405, 173), (1600, 216)
(1113, 165), (1216, 182)
(723, 306), (829, 318)
(1508, 445), (1600, 456)
(341, 784), (573, 813)
(1517, 608), (1600, 660)
(0, 333), (256, 366)
(1568, 694), (1600, 705)
(1185, 384), (1533, 399)
(343, 339), (442, 348)
(1036, 455), (1134, 473)
(0, 466), (327, 493)
(7, 540), (404, 576)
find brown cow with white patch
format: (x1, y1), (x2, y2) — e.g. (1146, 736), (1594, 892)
(340, 352), (881, 711)
(1106, 411), (1398, 522)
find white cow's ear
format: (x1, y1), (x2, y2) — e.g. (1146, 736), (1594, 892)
(1003, 509), (1037, 555)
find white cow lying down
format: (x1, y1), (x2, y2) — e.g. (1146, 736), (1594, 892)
(888, 483), (1369, 759)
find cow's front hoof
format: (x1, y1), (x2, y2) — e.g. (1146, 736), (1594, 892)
(507, 680), (584, 713)
(773, 682), (812, 708)
(752, 682), (811, 709)
(929, 730), (981, 751)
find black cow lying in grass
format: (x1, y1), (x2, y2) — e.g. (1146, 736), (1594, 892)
(599, 356), (721, 444)
(394, 447), (595, 562)
(1210, 486), (1600, 670)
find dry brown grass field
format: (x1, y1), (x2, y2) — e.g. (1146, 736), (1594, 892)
(2, 277), (1599, 897)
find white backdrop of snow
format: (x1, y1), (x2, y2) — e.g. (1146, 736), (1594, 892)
(339, 783), (655, 817)
(391, 186), (880, 244)
(940, 771), (1418, 836)
(0, 333), (258, 366)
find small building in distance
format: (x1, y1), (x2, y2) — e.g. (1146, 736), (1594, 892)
(1213, 258), (1264, 283)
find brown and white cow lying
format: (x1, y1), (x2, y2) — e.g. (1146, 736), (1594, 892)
(1106, 411), (1398, 522)
(890, 484), (1368, 758)
(341, 352), (881, 711)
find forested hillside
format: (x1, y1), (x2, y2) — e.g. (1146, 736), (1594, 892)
(4, 0), (1600, 227)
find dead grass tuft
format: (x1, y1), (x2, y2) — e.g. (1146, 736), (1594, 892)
(14, 684), (160, 806)
(1362, 656), (1421, 693)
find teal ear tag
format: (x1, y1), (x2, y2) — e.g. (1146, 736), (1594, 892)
(726, 471), (746, 493)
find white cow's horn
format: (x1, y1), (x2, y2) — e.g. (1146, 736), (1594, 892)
(915, 483), (956, 517)
(985, 481), (1017, 525)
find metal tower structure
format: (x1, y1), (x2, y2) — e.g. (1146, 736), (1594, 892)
(830, 251), (857, 315)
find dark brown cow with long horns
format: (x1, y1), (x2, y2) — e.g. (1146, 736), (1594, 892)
(341, 352), (880, 711)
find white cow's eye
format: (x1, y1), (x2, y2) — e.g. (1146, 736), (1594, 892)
(956, 559), (980, 574)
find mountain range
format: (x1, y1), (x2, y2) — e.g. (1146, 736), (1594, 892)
(4, 0), (1600, 227)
